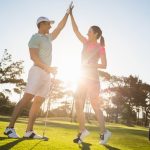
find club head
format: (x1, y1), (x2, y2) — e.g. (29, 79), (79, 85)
(43, 136), (49, 141)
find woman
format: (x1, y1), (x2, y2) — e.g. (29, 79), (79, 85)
(70, 7), (111, 145)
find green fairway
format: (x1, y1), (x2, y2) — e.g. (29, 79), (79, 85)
(0, 116), (149, 150)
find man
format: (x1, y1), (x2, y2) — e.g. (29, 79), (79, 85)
(4, 5), (72, 139)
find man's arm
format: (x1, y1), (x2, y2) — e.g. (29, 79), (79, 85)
(29, 48), (57, 74)
(51, 13), (69, 40)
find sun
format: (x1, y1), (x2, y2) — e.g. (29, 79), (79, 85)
(56, 60), (81, 91)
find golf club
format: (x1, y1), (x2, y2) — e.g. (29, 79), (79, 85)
(42, 74), (56, 141)
(148, 122), (150, 141)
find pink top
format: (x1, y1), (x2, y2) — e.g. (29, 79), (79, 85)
(80, 38), (106, 81)
(83, 38), (105, 56)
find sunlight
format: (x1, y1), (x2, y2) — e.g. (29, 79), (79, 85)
(57, 61), (81, 91)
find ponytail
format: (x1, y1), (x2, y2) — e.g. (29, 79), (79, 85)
(100, 36), (105, 47)
(91, 25), (105, 47)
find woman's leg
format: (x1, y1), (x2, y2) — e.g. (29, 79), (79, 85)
(88, 80), (106, 134)
(90, 97), (106, 134)
(89, 80), (112, 144)
(75, 79), (87, 133)
(75, 97), (86, 132)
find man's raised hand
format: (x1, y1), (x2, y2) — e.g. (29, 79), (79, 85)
(66, 1), (74, 15)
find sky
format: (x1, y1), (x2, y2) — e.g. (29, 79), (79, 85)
(0, 0), (150, 88)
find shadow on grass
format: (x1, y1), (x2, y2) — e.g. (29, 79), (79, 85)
(36, 121), (148, 138)
(104, 144), (121, 150)
(0, 117), (10, 122)
(28, 140), (43, 150)
(0, 116), (28, 124)
(107, 126), (148, 138)
(0, 137), (25, 150)
(79, 142), (92, 150)
(0, 116), (148, 138)
(0, 137), (44, 150)
(0, 137), (11, 141)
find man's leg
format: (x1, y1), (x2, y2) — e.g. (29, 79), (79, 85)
(26, 96), (44, 131)
(8, 93), (34, 128)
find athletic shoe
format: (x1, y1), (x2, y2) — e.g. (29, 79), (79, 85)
(73, 129), (90, 144)
(23, 130), (43, 139)
(99, 130), (112, 145)
(4, 127), (20, 138)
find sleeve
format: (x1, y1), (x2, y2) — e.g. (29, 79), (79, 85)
(99, 47), (106, 56)
(28, 35), (40, 49)
(48, 33), (54, 41)
(83, 38), (88, 44)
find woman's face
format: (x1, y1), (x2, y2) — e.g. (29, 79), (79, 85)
(87, 28), (97, 41)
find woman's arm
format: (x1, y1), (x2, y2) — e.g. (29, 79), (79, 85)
(70, 8), (86, 43)
(83, 48), (107, 69)
(98, 52), (107, 69)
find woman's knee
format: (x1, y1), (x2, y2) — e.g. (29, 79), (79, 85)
(91, 99), (100, 109)
(75, 100), (84, 112)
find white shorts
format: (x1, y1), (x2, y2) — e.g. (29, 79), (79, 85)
(25, 66), (51, 98)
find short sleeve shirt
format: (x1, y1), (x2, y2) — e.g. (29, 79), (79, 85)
(28, 33), (53, 66)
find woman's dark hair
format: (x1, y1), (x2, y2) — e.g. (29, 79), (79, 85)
(91, 25), (105, 47)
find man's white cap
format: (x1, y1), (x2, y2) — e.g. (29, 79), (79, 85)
(36, 16), (55, 25)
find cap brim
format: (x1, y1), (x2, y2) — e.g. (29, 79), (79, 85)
(37, 20), (55, 25)
(49, 20), (55, 24)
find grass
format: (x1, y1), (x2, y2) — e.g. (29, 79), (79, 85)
(0, 116), (150, 150)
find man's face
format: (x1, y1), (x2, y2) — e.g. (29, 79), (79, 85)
(41, 22), (51, 33)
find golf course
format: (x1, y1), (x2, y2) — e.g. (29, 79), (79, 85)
(0, 0), (150, 149)
(0, 116), (149, 150)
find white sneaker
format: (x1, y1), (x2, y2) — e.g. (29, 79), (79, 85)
(73, 129), (90, 144)
(4, 127), (20, 138)
(100, 130), (112, 145)
(23, 130), (43, 139)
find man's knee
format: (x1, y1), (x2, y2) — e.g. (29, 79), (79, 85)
(34, 96), (45, 105)
(23, 93), (34, 100)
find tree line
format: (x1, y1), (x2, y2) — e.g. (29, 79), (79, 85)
(0, 49), (150, 127)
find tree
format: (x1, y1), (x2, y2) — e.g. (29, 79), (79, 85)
(0, 49), (25, 85)
(0, 92), (16, 115)
(140, 83), (150, 126)
(0, 49), (25, 115)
